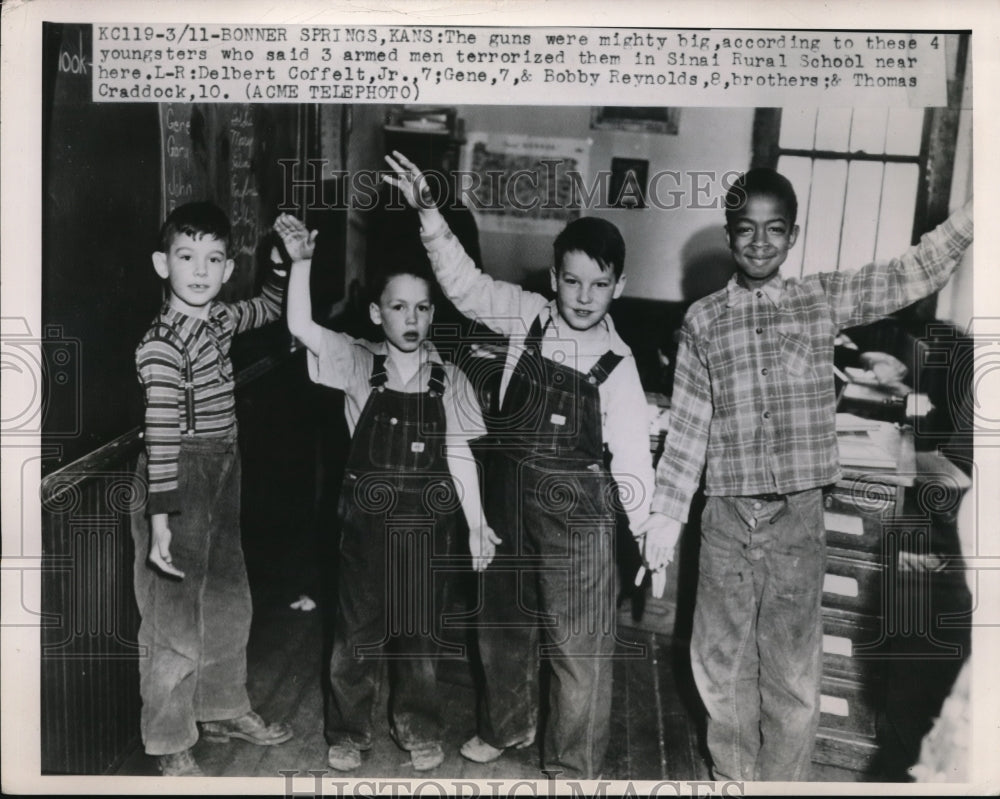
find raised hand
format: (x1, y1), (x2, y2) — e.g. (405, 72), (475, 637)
(274, 213), (318, 261)
(383, 151), (435, 209)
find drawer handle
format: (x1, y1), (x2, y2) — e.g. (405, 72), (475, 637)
(821, 694), (850, 717)
(823, 634), (852, 657)
(824, 511), (864, 536)
(824, 574), (859, 598)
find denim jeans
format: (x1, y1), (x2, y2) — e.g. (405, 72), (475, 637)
(691, 489), (826, 781)
(131, 433), (253, 756)
(325, 474), (458, 751)
(476, 454), (617, 779)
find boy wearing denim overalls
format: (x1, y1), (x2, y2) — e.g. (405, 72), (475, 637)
(278, 214), (493, 773)
(386, 153), (655, 780)
(132, 202), (293, 777)
(638, 170), (974, 781)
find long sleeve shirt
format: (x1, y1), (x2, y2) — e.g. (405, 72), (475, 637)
(652, 202), (974, 523)
(420, 218), (655, 534)
(136, 273), (286, 515)
(307, 331), (486, 445)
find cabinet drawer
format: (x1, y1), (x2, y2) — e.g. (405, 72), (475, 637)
(823, 482), (897, 557)
(818, 674), (879, 740)
(821, 608), (884, 680)
(812, 729), (879, 773)
(822, 549), (886, 614)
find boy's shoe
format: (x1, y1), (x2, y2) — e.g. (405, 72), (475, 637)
(327, 742), (362, 771)
(410, 742), (444, 771)
(459, 733), (534, 764)
(200, 711), (293, 745)
(156, 748), (203, 776)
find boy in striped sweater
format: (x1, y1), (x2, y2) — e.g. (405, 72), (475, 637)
(132, 202), (293, 776)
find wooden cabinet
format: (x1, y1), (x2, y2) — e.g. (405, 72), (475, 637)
(813, 474), (905, 772)
(813, 424), (916, 774)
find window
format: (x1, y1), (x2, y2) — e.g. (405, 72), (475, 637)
(775, 106), (925, 277)
(749, 33), (968, 281)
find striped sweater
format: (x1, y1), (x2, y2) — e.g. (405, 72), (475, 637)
(136, 274), (286, 515)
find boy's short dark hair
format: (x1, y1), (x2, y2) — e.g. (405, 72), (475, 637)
(725, 168), (799, 226)
(553, 217), (626, 279)
(158, 201), (231, 252)
(367, 254), (437, 306)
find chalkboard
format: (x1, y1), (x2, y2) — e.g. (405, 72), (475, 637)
(156, 102), (304, 301)
(41, 22), (311, 474)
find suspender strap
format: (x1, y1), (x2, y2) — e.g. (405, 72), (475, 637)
(586, 351), (624, 386)
(524, 315), (547, 350)
(428, 363), (446, 396)
(525, 314), (621, 386)
(181, 350), (195, 434)
(151, 320), (196, 435)
(369, 353), (445, 394)
(369, 354), (389, 388)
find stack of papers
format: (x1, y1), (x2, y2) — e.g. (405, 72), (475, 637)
(836, 414), (899, 470)
(836, 413), (880, 432)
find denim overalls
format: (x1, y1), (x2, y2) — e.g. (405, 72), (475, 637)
(477, 316), (623, 779)
(325, 354), (459, 753)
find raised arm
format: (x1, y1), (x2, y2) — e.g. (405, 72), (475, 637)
(823, 200), (973, 330)
(226, 253), (289, 335)
(383, 151), (546, 337)
(276, 214), (322, 355)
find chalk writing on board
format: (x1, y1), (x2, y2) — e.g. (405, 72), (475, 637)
(157, 102), (261, 299)
(228, 104), (260, 261)
(159, 104), (197, 212)
(57, 26), (91, 76)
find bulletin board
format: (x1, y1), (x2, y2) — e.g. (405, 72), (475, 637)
(460, 132), (591, 235)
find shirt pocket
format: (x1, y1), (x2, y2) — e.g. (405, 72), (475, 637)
(777, 322), (813, 377)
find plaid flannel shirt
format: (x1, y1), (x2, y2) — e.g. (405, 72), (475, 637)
(652, 202), (973, 523)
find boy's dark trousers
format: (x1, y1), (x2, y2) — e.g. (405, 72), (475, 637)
(474, 319), (622, 779)
(690, 489), (827, 781)
(477, 451), (617, 780)
(131, 432), (253, 756)
(325, 359), (458, 752)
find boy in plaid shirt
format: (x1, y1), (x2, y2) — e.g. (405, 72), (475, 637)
(639, 169), (973, 781)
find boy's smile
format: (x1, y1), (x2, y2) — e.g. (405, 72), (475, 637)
(725, 193), (799, 288)
(370, 274), (434, 355)
(153, 232), (234, 319)
(550, 251), (625, 333)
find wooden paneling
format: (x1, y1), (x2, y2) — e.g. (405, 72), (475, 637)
(41, 456), (144, 774)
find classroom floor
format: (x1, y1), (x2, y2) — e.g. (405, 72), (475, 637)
(114, 595), (712, 781)
(114, 588), (879, 783)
